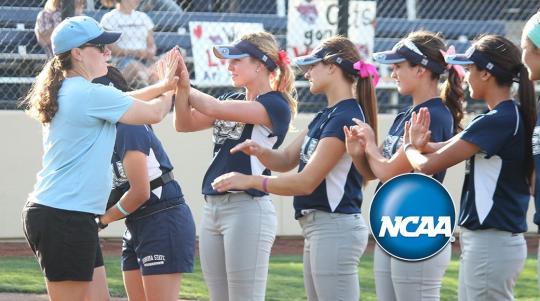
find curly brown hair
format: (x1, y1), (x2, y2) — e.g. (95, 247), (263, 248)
(21, 52), (72, 123)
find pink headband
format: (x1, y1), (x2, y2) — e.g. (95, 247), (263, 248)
(353, 60), (380, 87)
(440, 45), (465, 80)
(278, 50), (290, 67)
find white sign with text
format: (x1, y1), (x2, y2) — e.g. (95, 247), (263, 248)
(287, 0), (376, 61)
(189, 21), (264, 87)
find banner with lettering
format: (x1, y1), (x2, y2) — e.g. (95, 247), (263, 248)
(287, 0), (376, 62)
(189, 21), (264, 87)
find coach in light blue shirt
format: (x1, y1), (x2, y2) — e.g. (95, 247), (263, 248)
(21, 16), (178, 300)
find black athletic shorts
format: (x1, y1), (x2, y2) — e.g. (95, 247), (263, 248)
(22, 202), (103, 281)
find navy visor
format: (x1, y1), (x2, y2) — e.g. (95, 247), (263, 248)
(213, 39), (277, 71)
(445, 46), (517, 81)
(372, 39), (446, 74)
(294, 47), (358, 76)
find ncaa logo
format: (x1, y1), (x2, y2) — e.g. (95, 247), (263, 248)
(370, 173), (455, 261)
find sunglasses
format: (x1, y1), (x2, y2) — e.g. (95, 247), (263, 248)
(80, 43), (106, 53)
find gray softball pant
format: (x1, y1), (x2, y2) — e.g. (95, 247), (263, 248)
(199, 192), (277, 301)
(299, 210), (369, 301)
(458, 228), (526, 301)
(374, 243), (451, 301)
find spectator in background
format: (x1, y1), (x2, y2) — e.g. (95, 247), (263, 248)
(100, 0), (158, 88)
(35, 0), (86, 58)
(139, 0), (183, 12)
(101, 0), (183, 12)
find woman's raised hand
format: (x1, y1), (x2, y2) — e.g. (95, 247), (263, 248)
(407, 108), (432, 151)
(156, 47), (180, 92)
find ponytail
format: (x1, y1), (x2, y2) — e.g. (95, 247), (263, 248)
(22, 52), (71, 123)
(274, 62), (298, 119)
(241, 31), (298, 123)
(440, 67), (464, 133)
(355, 76), (378, 144)
(517, 64), (536, 180)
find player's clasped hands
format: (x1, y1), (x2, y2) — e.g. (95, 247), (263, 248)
(344, 118), (376, 157)
(155, 46), (181, 92)
(175, 48), (191, 92)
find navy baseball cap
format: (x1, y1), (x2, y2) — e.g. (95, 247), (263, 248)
(445, 46), (517, 81)
(372, 39), (446, 74)
(51, 16), (121, 55)
(213, 39), (278, 71)
(294, 47), (357, 76)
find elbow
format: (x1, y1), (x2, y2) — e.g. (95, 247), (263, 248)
(415, 164), (437, 176)
(273, 163), (298, 173)
(200, 105), (218, 118)
(362, 174), (377, 182)
(174, 120), (194, 132)
(298, 180), (318, 195)
(298, 186), (315, 196)
(410, 160), (436, 175)
(378, 172), (395, 183)
(174, 119), (185, 132)
(131, 188), (151, 204)
(148, 106), (166, 124)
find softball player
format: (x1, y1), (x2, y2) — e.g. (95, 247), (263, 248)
(521, 11), (540, 294)
(93, 66), (196, 301)
(174, 32), (296, 301)
(21, 16), (178, 300)
(403, 35), (535, 301)
(211, 36), (379, 301)
(346, 31), (464, 301)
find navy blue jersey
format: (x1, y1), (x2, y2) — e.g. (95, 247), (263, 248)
(202, 91), (292, 196)
(293, 99), (365, 218)
(112, 124), (183, 208)
(459, 100), (529, 233)
(379, 98), (453, 188)
(532, 97), (540, 233)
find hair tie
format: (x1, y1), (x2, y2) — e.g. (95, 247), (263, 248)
(439, 45), (465, 80)
(277, 50), (290, 67)
(353, 60), (379, 87)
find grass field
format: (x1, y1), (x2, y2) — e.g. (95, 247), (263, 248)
(0, 255), (538, 300)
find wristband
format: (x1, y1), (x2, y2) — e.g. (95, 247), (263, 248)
(402, 142), (414, 152)
(262, 178), (269, 193)
(116, 202), (130, 216)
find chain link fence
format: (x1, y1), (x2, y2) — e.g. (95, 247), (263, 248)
(0, 0), (538, 112)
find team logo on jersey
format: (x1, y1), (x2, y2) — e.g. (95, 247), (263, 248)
(213, 120), (245, 145)
(300, 136), (319, 163)
(112, 161), (128, 188)
(532, 126), (540, 155)
(370, 173), (456, 261)
(381, 135), (402, 159)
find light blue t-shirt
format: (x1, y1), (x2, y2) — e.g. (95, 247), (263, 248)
(29, 76), (134, 214)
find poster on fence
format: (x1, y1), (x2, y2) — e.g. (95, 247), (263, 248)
(287, 0), (376, 62)
(189, 21), (264, 87)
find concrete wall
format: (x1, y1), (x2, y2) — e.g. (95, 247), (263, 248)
(0, 111), (536, 239)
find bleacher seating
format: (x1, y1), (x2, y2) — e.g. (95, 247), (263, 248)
(0, 5), (509, 111)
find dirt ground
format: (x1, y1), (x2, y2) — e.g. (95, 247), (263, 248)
(0, 236), (310, 257)
(4, 234), (539, 258)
